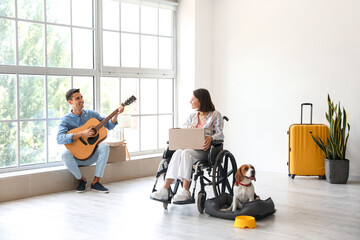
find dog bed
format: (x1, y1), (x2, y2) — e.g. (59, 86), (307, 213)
(204, 193), (276, 220)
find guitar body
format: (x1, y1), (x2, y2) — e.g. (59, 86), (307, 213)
(64, 95), (136, 161)
(65, 118), (107, 160)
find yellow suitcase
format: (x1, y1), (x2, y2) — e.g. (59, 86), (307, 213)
(287, 103), (329, 179)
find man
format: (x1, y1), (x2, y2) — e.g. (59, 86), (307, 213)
(57, 88), (124, 193)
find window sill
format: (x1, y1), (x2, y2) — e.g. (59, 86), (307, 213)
(0, 154), (162, 203)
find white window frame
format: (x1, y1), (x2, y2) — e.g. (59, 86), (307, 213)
(0, 0), (178, 173)
(97, 0), (177, 156)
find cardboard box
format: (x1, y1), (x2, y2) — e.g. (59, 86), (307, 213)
(105, 141), (126, 162)
(169, 128), (211, 150)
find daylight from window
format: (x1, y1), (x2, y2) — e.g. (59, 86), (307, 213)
(0, 0), (176, 171)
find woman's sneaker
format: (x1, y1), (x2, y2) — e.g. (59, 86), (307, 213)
(150, 187), (169, 201)
(173, 188), (191, 202)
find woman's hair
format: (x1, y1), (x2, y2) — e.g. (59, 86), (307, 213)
(193, 88), (215, 112)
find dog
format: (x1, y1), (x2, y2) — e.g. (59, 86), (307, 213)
(221, 164), (257, 212)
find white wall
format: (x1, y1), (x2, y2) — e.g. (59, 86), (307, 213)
(212, 0), (360, 176)
(195, 0), (214, 92)
(178, 0), (360, 177)
(177, 0), (195, 126)
(177, 0), (215, 126)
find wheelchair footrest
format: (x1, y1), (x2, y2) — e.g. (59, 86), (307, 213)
(150, 196), (171, 204)
(172, 198), (195, 205)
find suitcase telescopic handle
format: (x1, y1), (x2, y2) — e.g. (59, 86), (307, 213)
(301, 103), (313, 124)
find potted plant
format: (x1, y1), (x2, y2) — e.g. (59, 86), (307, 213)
(311, 94), (350, 184)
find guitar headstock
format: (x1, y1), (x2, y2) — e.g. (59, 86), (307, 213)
(124, 95), (137, 106)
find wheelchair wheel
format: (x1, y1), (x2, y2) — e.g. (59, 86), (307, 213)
(197, 191), (207, 213)
(212, 150), (237, 197)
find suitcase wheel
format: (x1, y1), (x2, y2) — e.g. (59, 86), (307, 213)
(291, 174), (295, 179)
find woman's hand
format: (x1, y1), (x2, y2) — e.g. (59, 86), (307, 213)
(202, 136), (213, 151)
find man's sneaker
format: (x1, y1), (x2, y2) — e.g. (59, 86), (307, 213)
(150, 187), (169, 201)
(91, 182), (109, 193)
(76, 179), (87, 193)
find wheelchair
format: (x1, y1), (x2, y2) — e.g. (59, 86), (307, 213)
(150, 116), (237, 213)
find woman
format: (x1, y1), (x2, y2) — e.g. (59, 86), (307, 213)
(151, 88), (224, 202)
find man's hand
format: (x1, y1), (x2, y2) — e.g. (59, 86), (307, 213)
(202, 136), (213, 151)
(118, 103), (125, 114)
(112, 103), (125, 123)
(81, 128), (95, 138)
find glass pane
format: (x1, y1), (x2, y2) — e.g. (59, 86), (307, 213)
(121, 33), (139, 68)
(103, 31), (119, 66)
(140, 116), (157, 151)
(48, 120), (63, 162)
(107, 125), (121, 142)
(159, 37), (173, 70)
(141, 6), (157, 35)
(19, 75), (45, 119)
(0, 122), (17, 168)
(72, 0), (93, 28)
(0, 0), (15, 17)
(46, 0), (70, 25)
(140, 78), (157, 114)
(158, 78), (173, 113)
(0, 19), (16, 65)
(121, 78), (139, 114)
(159, 115), (173, 149)
(121, 2), (139, 33)
(48, 76), (71, 118)
(125, 116), (139, 152)
(159, 9), (173, 36)
(100, 77), (120, 115)
(47, 25), (71, 68)
(0, 74), (16, 120)
(73, 28), (93, 69)
(73, 76), (94, 110)
(141, 35), (157, 69)
(20, 121), (46, 165)
(18, 0), (44, 21)
(18, 21), (45, 67)
(103, 0), (119, 30)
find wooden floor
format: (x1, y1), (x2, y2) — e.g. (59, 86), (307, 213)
(0, 171), (359, 240)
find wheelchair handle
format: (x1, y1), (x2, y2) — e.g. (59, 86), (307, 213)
(223, 116), (229, 121)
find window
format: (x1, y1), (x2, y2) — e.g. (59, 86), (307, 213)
(0, 0), (176, 171)
(99, 0), (176, 154)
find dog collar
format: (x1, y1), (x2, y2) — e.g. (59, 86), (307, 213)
(237, 181), (252, 187)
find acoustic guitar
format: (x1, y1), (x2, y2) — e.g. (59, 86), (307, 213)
(65, 95), (137, 160)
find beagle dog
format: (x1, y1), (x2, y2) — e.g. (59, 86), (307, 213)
(221, 164), (257, 212)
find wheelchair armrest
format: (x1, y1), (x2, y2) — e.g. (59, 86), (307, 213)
(163, 147), (175, 160)
(211, 140), (223, 147)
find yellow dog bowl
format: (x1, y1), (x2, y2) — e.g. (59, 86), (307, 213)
(234, 216), (256, 229)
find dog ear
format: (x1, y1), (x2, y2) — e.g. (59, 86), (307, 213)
(250, 164), (256, 181)
(235, 167), (244, 183)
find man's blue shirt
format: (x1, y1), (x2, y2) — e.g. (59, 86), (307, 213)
(56, 109), (117, 145)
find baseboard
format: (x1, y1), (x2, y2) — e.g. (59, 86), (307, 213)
(0, 156), (161, 203)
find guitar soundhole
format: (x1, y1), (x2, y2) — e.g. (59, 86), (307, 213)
(87, 134), (99, 145)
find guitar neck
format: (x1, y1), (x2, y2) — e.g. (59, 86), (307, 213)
(95, 95), (136, 130)
(96, 108), (119, 130)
